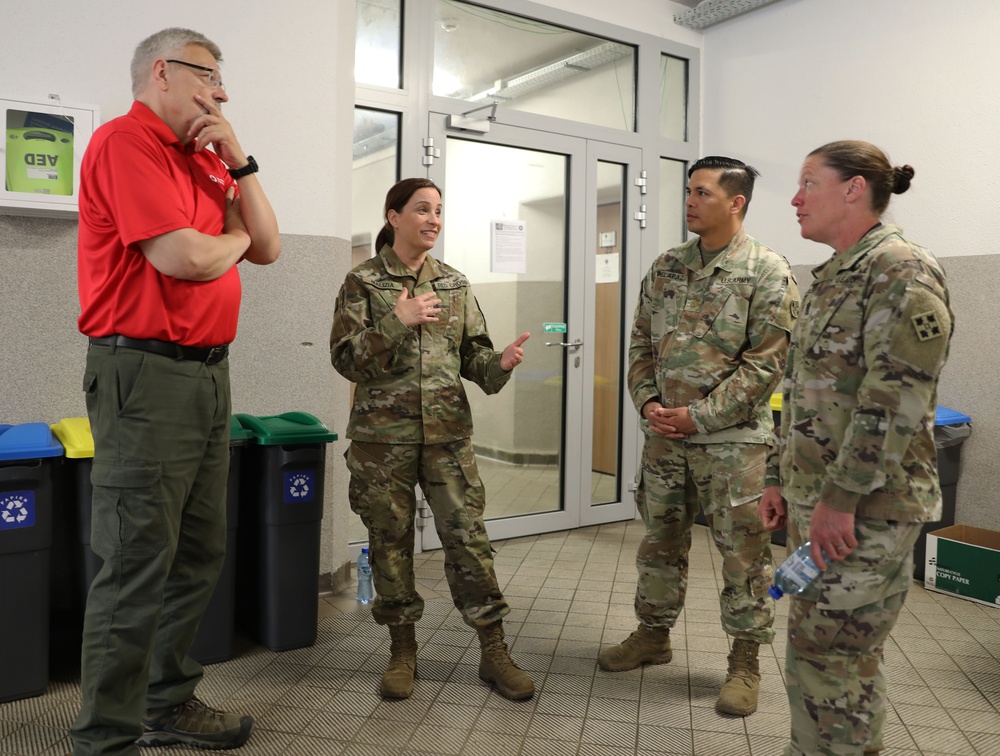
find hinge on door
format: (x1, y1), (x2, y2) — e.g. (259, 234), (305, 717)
(416, 503), (432, 530)
(422, 137), (441, 166)
(627, 480), (638, 492)
(633, 204), (647, 229)
(634, 170), (647, 194)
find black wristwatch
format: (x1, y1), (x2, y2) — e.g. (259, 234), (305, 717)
(229, 155), (258, 179)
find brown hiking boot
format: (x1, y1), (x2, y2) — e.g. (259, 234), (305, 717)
(597, 624), (672, 672)
(477, 622), (535, 700)
(380, 623), (418, 699)
(716, 639), (761, 716)
(136, 696), (252, 749)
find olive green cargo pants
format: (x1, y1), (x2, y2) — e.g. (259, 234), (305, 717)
(70, 344), (230, 756)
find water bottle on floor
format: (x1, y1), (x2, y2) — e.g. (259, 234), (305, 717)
(769, 541), (827, 600)
(357, 547), (374, 604)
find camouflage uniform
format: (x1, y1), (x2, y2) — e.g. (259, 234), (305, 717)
(628, 228), (798, 641)
(766, 225), (953, 755)
(330, 245), (511, 629)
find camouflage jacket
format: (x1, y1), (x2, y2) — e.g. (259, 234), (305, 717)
(766, 225), (953, 521)
(628, 228), (799, 444)
(330, 246), (510, 444)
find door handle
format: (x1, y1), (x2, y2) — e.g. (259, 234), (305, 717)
(544, 338), (583, 351)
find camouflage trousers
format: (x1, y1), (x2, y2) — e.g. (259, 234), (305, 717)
(783, 505), (922, 755)
(345, 439), (509, 629)
(634, 436), (775, 643)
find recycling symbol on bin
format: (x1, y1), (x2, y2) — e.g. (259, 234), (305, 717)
(0, 493), (33, 529)
(283, 470), (315, 503)
(288, 474), (310, 499)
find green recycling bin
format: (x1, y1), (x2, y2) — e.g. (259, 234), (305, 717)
(0, 422), (63, 702)
(234, 412), (336, 652)
(5, 127), (75, 195)
(189, 417), (253, 664)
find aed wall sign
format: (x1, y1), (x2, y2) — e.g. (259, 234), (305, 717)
(0, 97), (98, 217)
(6, 123), (75, 196)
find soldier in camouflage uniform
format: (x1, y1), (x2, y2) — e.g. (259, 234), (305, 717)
(760, 141), (953, 755)
(330, 178), (534, 702)
(599, 157), (800, 717)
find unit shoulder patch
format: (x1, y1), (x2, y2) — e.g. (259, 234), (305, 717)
(911, 310), (945, 342)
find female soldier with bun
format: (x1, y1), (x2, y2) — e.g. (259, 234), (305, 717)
(760, 141), (953, 755)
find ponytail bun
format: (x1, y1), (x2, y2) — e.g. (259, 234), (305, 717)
(892, 165), (915, 194)
(374, 221), (394, 253)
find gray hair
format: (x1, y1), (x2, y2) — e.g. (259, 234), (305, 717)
(130, 28), (223, 98)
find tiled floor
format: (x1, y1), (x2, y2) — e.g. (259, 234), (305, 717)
(4, 521), (1000, 755)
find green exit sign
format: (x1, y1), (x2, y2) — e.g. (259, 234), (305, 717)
(543, 322), (567, 333)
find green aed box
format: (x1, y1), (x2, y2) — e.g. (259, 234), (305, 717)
(5, 125), (74, 196)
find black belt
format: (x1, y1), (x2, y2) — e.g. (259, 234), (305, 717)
(89, 335), (229, 365)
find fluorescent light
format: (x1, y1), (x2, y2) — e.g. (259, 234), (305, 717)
(674, 0), (782, 29)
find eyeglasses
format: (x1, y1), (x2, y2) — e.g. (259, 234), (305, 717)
(166, 59), (225, 91)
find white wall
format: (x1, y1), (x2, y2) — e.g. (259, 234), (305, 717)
(701, 0), (1000, 265)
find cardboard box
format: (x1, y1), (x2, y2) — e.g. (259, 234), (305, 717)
(924, 524), (1000, 608)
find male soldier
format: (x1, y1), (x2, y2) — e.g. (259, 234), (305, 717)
(599, 156), (799, 717)
(73, 28), (280, 754)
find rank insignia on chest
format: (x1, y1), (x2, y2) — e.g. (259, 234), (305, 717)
(911, 311), (943, 341)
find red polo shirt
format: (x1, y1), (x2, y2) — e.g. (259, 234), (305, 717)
(77, 101), (241, 347)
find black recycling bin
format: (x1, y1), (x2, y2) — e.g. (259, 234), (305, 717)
(0, 423), (62, 702)
(50, 418), (98, 603)
(765, 393), (788, 547)
(234, 412), (336, 651)
(189, 417), (253, 664)
(913, 406), (971, 580)
(48, 417), (96, 669)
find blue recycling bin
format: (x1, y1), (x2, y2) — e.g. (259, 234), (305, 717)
(913, 406), (972, 579)
(234, 412), (336, 652)
(0, 423), (62, 702)
(189, 417), (253, 664)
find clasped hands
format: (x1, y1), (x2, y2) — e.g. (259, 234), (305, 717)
(642, 401), (697, 438)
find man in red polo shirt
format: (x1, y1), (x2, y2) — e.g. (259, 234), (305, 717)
(71, 28), (280, 756)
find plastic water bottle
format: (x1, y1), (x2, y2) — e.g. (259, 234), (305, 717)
(769, 541), (827, 600)
(357, 547), (374, 604)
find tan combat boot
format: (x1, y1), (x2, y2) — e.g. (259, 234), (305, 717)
(597, 624), (672, 672)
(477, 622), (535, 700)
(716, 638), (761, 715)
(380, 624), (417, 699)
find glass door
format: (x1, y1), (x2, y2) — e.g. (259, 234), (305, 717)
(419, 114), (641, 549)
(581, 142), (644, 528)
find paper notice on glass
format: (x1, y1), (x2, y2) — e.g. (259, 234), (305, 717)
(491, 220), (527, 274)
(596, 253), (620, 284)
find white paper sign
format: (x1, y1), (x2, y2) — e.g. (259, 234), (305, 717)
(596, 253), (620, 284)
(491, 220), (527, 274)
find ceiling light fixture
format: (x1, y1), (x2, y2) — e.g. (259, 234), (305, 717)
(674, 0), (782, 30)
(467, 41), (631, 103)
